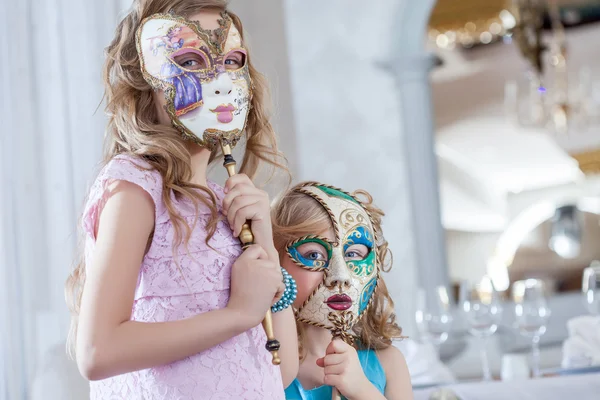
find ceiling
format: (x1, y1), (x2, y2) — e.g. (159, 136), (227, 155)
(431, 19), (600, 232)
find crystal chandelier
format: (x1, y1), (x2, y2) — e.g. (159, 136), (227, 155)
(428, 0), (516, 49)
(505, 0), (592, 135)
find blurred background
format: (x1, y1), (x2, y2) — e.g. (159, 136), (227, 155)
(2, 0), (600, 398)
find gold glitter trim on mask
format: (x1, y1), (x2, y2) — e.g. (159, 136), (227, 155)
(203, 128), (242, 148)
(191, 10), (231, 54)
(175, 100), (203, 116)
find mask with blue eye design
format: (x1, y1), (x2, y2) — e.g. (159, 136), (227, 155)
(286, 184), (380, 335)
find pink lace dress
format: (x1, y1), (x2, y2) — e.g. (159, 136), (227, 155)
(82, 154), (284, 399)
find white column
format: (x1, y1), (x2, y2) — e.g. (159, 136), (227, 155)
(386, 53), (450, 294)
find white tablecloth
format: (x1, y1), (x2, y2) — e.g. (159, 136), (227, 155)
(414, 373), (600, 400)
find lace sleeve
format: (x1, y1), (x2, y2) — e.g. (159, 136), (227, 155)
(82, 155), (165, 240)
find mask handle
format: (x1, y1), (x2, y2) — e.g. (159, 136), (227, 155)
(221, 141), (281, 366)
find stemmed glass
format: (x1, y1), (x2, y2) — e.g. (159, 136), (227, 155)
(582, 261), (600, 316)
(461, 276), (503, 381)
(415, 286), (453, 356)
(512, 279), (551, 378)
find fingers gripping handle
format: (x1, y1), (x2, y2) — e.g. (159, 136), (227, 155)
(331, 333), (343, 400)
(221, 142), (281, 366)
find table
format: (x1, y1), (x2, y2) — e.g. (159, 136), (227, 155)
(413, 372), (600, 400)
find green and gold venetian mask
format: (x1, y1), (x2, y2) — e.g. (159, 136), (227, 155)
(287, 183), (380, 337)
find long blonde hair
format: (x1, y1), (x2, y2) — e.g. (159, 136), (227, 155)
(65, 0), (286, 356)
(271, 183), (403, 360)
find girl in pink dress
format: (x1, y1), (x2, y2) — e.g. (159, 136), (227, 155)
(65, 1), (298, 399)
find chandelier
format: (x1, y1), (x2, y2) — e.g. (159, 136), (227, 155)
(548, 204), (583, 258)
(505, 0), (592, 135)
(428, 0), (516, 49)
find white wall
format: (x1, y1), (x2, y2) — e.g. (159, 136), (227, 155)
(446, 231), (501, 283)
(212, 0), (298, 193)
(281, 0), (424, 335)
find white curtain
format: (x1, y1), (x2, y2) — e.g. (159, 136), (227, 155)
(0, 2), (297, 397)
(0, 0), (133, 398)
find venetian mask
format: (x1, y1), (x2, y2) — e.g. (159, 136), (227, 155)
(287, 183), (380, 338)
(136, 11), (251, 149)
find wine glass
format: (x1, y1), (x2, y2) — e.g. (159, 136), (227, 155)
(512, 279), (551, 378)
(461, 276), (503, 381)
(582, 261), (600, 316)
(415, 286), (453, 356)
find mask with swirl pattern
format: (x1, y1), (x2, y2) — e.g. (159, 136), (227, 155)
(286, 183), (380, 339)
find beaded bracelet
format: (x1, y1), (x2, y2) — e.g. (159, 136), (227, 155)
(271, 267), (297, 313)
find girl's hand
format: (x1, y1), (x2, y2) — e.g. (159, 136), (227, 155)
(316, 339), (378, 399)
(222, 174), (278, 261)
(227, 244), (285, 328)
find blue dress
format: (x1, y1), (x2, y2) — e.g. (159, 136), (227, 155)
(284, 349), (386, 400)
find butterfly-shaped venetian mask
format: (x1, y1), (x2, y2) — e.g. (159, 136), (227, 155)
(136, 11), (251, 149)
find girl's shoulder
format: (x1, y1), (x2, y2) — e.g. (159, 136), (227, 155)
(96, 154), (163, 197)
(375, 343), (412, 394)
(377, 345), (410, 386)
(82, 154), (166, 237)
(375, 344), (408, 369)
(99, 154), (163, 189)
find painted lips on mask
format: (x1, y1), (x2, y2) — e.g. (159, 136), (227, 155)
(210, 103), (236, 123)
(325, 293), (353, 311)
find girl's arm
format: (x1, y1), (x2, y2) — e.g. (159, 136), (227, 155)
(222, 173), (300, 385)
(76, 180), (281, 381)
(377, 345), (414, 400)
(271, 307), (299, 388)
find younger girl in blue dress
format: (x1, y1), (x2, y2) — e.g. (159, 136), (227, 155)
(272, 182), (413, 400)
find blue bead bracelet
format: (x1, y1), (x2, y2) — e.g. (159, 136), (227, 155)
(271, 267), (297, 313)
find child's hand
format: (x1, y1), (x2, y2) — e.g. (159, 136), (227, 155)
(227, 244), (285, 328)
(222, 174), (278, 262)
(316, 339), (375, 399)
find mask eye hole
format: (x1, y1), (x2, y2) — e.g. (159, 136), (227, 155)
(288, 237), (332, 270)
(343, 226), (373, 257)
(223, 50), (247, 70)
(344, 244), (369, 261)
(172, 49), (209, 71)
(297, 243), (329, 264)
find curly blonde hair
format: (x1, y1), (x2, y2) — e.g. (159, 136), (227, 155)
(65, 0), (287, 356)
(271, 182), (403, 361)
